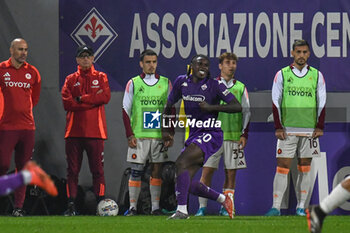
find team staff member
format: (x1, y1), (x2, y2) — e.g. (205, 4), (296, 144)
(122, 49), (171, 216)
(195, 52), (251, 217)
(61, 45), (111, 216)
(0, 38), (41, 217)
(266, 39), (326, 216)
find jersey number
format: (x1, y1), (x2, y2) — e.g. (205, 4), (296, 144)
(308, 138), (318, 149)
(233, 149), (244, 159)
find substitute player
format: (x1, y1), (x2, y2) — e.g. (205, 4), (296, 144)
(163, 54), (242, 220)
(265, 39), (326, 216)
(0, 38), (41, 216)
(195, 52), (251, 217)
(122, 49), (171, 216)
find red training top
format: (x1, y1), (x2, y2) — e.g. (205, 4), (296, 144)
(0, 58), (41, 130)
(61, 65), (110, 139)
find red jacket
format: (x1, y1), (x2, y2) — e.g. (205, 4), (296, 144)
(0, 58), (41, 130)
(61, 65), (110, 139)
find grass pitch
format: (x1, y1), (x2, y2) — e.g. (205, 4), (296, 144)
(0, 215), (349, 233)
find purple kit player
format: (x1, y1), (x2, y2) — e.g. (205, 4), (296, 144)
(0, 161), (57, 198)
(162, 54), (242, 219)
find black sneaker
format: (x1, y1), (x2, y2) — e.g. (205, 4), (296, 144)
(12, 208), (25, 217)
(124, 207), (137, 216)
(167, 210), (189, 220)
(151, 209), (163, 215)
(64, 202), (77, 216)
(306, 205), (326, 233)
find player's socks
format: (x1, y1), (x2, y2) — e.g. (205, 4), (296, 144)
(175, 171), (191, 205)
(198, 197), (208, 209)
(272, 166), (289, 209)
(296, 165), (311, 209)
(320, 178), (350, 214)
(0, 172), (26, 196)
(190, 180), (220, 201)
(177, 205), (188, 214)
(128, 177), (141, 210)
(150, 177), (162, 212)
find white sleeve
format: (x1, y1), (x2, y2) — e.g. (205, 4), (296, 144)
(122, 79), (134, 117)
(241, 87), (251, 133)
(317, 71), (326, 117)
(272, 70), (283, 121)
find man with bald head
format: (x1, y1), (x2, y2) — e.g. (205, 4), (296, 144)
(0, 38), (41, 216)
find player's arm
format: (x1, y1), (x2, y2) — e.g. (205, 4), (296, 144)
(239, 87), (251, 149)
(162, 77), (182, 147)
(313, 71), (326, 138)
(80, 73), (111, 106)
(122, 79), (137, 148)
(199, 81), (241, 113)
(61, 77), (94, 111)
(272, 70), (286, 140)
(31, 67), (41, 107)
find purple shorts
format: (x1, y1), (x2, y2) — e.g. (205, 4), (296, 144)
(183, 130), (223, 164)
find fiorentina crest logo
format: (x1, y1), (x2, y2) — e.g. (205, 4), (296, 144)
(71, 7), (118, 61)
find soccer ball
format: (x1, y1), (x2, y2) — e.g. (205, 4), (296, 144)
(97, 198), (119, 216)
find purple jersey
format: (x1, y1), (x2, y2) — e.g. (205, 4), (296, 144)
(167, 74), (235, 136)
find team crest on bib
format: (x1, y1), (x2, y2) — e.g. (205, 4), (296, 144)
(25, 73), (32, 80)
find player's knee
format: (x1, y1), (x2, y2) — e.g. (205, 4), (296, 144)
(130, 163), (144, 179)
(175, 157), (188, 170)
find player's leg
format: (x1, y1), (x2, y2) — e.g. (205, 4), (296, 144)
(125, 139), (148, 216)
(295, 158), (312, 216)
(265, 157), (292, 216)
(266, 136), (296, 216)
(220, 141), (245, 216)
(220, 169), (236, 216)
(22, 161), (57, 196)
(195, 167), (216, 216)
(149, 139), (168, 215)
(64, 138), (84, 216)
(0, 161), (57, 197)
(172, 143), (203, 217)
(307, 177), (350, 233)
(85, 139), (106, 203)
(125, 163), (144, 216)
(149, 162), (162, 214)
(195, 146), (221, 216)
(297, 137), (320, 216)
(0, 172), (28, 196)
(13, 130), (35, 216)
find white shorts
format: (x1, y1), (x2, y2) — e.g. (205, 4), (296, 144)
(127, 138), (168, 164)
(276, 135), (320, 158)
(204, 141), (247, 170)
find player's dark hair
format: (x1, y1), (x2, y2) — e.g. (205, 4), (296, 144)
(292, 39), (310, 51)
(187, 54), (210, 78)
(140, 49), (157, 61)
(218, 52), (238, 64)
